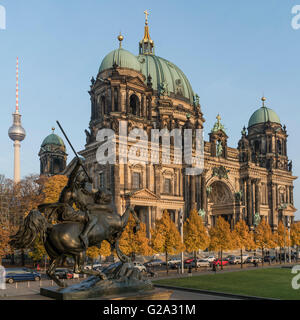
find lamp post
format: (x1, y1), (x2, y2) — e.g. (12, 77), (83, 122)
(287, 221), (291, 264)
(179, 209), (184, 274)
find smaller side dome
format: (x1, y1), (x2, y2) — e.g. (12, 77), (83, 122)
(248, 98), (280, 127)
(41, 130), (65, 148)
(99, 48), (140, 73)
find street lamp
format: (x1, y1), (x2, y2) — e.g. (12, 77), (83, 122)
(287, 221), (291, 263)
(179, 209), (184, 274)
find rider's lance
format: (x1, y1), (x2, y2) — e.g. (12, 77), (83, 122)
(56, 120), (91, 181)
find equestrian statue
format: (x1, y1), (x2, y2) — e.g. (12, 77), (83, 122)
(10, 122), (140, 288)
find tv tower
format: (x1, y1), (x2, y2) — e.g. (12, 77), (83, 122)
(8, 57), (26, 183)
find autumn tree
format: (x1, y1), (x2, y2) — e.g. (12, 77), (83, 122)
(274, 221), (290, 264)
(119, 214), (153, 258)
(291, 223), (300, 262)
(209, 217), (233, 270)
(184, 209), (209, 270)
(0, 220), (11, 264)
(41, 175), (68, 204)
(254, 219), (276, 266)
(232, 220), (255, 268)
(151, 210), (185, 274)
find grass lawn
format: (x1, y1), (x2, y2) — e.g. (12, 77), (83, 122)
(154, 268), (300, 300)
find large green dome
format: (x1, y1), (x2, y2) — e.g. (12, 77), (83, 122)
(138, 54), (194, 104)
(99, 48), (140, 73)
(41, 133), (65, 148)
(248, 106), (281, 127)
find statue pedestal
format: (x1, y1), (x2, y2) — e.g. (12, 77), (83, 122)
(40, 286), (172, 300)
(40, 273), (171, 300)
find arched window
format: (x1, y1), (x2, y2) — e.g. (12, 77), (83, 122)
(101, 96), (106, 115)
(130, 94), (140, 116)
(277, 140), (282, 155)
(254, 140), (260, 153)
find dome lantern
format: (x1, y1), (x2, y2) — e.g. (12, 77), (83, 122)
(248, 96), (281, 128)
(139, 9), (155, 55)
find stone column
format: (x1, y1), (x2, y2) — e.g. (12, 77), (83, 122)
(246, 179), (252, 226)
(141, 94), (145, 117)
(146, 163), (150, 189)
(147, 97), (152, 120)
(271, 183), (277, 227)
(254, 179), (261, 214)
(146, 207), (151, 238)
(111, 86), (115, 112)
(201, 172), (207, 211)
(126, 89), (129, 114)
(290, 186), (294, 205)
(190, 175), (196, 210)
(114, 164), (121, 214)
(154, 164), (161, 196)
(124, 163), (128, 191)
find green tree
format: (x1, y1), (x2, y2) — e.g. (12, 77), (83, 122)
(184, 209), (209, 270)
(151, 210), (185, 274)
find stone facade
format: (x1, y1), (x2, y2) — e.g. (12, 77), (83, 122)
(61, 22), (297, 234)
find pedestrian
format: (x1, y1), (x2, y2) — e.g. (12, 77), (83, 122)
(37, 264), (40, 271)
(212, 263), (217, 274)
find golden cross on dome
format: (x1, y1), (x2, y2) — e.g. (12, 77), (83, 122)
(216, 114), (221, 123)
(144, 10), (149, 25)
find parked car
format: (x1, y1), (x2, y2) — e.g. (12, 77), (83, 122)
(246, 256), (262, 263)
(133, 262), (146, 272)
(5, 268), (41, 284)
(184, 257), (195, 264)
(226, 255), (236, 261)
(84, 264), (102, 270)
(204, 256), (216, 262)
(212, 259), (229, 267)
(144, 259), (164, 267)
(263, 255), (276, 263)
(191, 259), (210, 268)
(167, 258), (181, 266)
(54, 268), (73, 279)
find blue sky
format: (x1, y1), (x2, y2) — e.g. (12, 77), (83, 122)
(0, 1), (299, 217)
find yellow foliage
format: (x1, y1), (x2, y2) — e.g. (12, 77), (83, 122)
(28, 238), (47, 262)
(254, 218), (276, 250)
(291, 223), (300, 247)
(0, 221), (11, 260)
(42, 175), (68, 203)
(119, 214), (153, 256)
(99, 240), (111, 257)
(184, 209), (209, 253)
(274, 221), (290, 248)
(209, 217), (233, 252)
(232, 219), (256, 250)
(151, 210), (185, 255)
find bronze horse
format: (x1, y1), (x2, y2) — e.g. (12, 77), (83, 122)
(10, 205), (140, 287)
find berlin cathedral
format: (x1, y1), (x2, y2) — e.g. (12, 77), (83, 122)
(39, 14), (297, 236)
